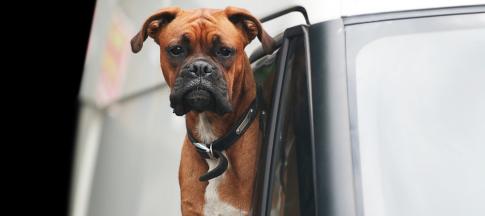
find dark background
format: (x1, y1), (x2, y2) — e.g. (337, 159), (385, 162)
(10, 1), (97, 215)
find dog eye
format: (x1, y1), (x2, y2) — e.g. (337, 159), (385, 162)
(168, 45), (185, 56)
(216, 47), (233, 57)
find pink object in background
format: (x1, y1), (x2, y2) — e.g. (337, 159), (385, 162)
(96, 9), (132, 106)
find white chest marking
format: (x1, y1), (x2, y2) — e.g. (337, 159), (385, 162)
(196, 114), (247, 216)
(196, 113), (217, 144)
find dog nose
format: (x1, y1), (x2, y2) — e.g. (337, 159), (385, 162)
(187, 61), (214, 77)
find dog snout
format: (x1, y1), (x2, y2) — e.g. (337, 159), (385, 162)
(185, 60), (216, 77)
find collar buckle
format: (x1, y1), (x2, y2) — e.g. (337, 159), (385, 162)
(193, 142), (215, 159)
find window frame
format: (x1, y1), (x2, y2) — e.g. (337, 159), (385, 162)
(250, 25), (318, 216)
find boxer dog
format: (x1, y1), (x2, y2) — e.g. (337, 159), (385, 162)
(131, 7), (274, 215)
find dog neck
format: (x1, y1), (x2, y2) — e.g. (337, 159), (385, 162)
(184, 57), (260, 213)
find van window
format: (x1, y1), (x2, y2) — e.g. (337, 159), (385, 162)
(256, 33), (314, 216)
(346, 13), (485, 216)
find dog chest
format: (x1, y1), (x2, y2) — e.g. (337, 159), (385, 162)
(203, 158), (247, 216)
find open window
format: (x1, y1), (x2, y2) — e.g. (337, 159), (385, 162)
(250, 25), (316, 216)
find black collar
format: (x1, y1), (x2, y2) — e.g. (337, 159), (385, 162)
(187, 88), (263, 181)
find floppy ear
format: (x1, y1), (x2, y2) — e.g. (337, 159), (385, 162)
(224, 7), (275, 55)
(130, 7), (181, 53)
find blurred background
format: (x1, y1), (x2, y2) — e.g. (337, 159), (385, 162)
(70, 0), (484, 216)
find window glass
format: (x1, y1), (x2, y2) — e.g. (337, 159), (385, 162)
(348, 13), (485, 216)
(266, 36), (314, 216)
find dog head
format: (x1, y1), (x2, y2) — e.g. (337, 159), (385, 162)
(131, 7), (274, 116)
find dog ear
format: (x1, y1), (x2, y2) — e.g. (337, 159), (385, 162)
(130, 7), (181, 53)
(225, 7), (275, 55)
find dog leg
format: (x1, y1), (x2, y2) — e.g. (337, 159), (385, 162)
(179, 137), (208, 215)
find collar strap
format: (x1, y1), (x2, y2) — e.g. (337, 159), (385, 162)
(187, 89), (261, 181)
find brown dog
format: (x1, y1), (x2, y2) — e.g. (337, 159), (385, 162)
(131, 7), (274, 215)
